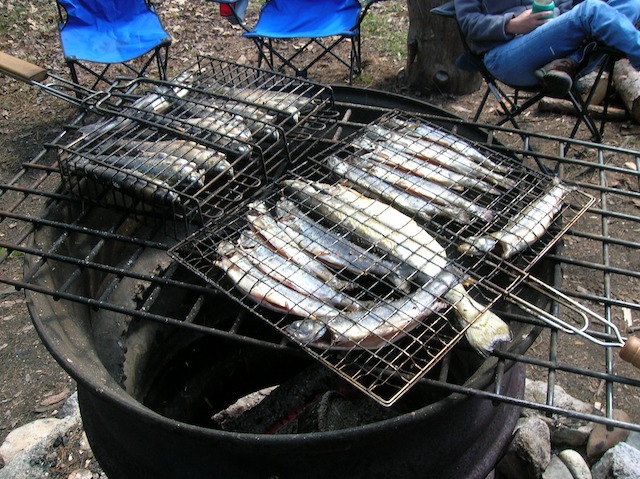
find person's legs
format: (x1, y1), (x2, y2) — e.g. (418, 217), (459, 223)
(483, 0), (640, 87)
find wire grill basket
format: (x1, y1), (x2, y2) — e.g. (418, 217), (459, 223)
(54, 56), (337, 231)
(169, 110), (595, 405)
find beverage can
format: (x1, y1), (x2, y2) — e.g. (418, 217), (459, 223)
(532, 0), (555, 20)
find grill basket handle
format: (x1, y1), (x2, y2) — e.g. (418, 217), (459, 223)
(620, 336), (640, 370)
(0, 51), (48, 83)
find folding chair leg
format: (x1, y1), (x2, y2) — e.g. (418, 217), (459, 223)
(473, 86), (492, 122)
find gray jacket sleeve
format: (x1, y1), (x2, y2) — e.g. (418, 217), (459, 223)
(454, 0), (529, 53)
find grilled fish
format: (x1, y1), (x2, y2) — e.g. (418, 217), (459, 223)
(214, 242), (342, 320)
(205, 81), (312, 122)
(246, 201), (353, 291)
(108, 139), (233, 177)
(387, 117), (513, 174)
(283, 179), (512, 354)
(92, 154), (205, 190)
(333, 155), (495, 222)
(287, 276), (449, 349)
(65, 155), (179, 205)
(275, 198), (415, 292)
(357, 126), (516, 189)
(236, 230), (360, 311)
(325, 155), (474, 224)
(351, 141), (501, 196)
(458, 180), (571, 259)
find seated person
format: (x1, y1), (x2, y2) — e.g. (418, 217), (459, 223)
(454, 0), (640, 96)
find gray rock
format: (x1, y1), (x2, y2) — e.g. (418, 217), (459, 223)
(525, 380), (594, 415)
(497, 415), (552, 479)
(524, 380), (596, 447)
(0, 409), (81, 479)
(543, 455), (573, 479)
(0, 418), (63, 466)
(626, 431), (640, 453)
(591, 442), (640, 479)
(58, 392), (80, 419)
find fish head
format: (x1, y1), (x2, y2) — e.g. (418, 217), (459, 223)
(286, 319), (328, 345)
(457, 236), (497, 256)
(216, 241), (236, 257)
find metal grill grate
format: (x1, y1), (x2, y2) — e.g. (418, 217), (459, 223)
(0, 75), (638, 428)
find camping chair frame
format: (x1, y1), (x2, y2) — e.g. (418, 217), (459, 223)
(56, 0), (171, 90)
(431, 1), (622, 143)
(243, 0), (387, 84)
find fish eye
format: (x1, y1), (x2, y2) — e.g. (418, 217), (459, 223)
(288, 320), (326, 343)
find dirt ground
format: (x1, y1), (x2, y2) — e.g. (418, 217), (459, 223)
(0, 0), (639, 476)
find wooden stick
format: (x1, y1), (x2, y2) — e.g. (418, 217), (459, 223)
(0, 51), (48, 83)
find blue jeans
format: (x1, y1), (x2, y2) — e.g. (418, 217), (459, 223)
(484, 0), (640, 87)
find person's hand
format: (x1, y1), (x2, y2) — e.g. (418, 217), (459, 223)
(505, 9), (549, 34)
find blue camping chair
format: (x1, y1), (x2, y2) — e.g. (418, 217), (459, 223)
(242, 0), (386, 84)
(56, 0), (172, 90)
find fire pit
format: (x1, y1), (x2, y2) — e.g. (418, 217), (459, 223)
(1, 56), (639, 478)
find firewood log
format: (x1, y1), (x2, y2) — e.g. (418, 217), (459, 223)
(613, 59), (640, 123)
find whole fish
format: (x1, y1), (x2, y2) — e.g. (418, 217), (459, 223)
(458, 180), (571, 259)
(246, 201), (353, 291)
(275, 198), (415, 292)
(184, 112), (253, 155)
(286, 275), (450, 349)
(205, 81), (311, 122)
(92, 154), (204, 190)
(358, 126), (517, 189)
(334, 155), (495, 222)
(364, 147), (501, 196)
(214, 242), (342, 320)
(168, 95), (281, 142)
(109, 139), (233, 177)
(236, 230), (360, 311)
(283, 179), (512, 355)
(387, 117), (513, 174)
(77, 76), (192, 142)
(325, 155), (474, 224)
(65, 155), (179, 205)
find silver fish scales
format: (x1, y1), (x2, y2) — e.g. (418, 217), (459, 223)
(287, 276), (450, 350)
(349, 136), (501, 196)
(214, 241), (342, 320)
(325, 155), (474, 224)
(386, 117), (513, 175)
(275, 198), (415, 292)
(283, 179), (512, 355)
(361, 124), (517, 190)
(109, 139), (233, 178)
(91, 154), (205, 190)
(331, 154), (495, 223)
(246, 201), (353, 292)
(236, 230), (361, 311)
(64, 154), (179, 205)
(459, 180), (571, 259)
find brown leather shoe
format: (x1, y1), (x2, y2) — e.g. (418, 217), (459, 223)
(534, 58), (579, 97)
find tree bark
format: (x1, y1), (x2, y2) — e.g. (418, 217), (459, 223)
(613, 58), (640, 123)
(406, 0), (482, 94)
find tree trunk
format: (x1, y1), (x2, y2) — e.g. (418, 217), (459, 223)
(406, 0), (482, 94)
